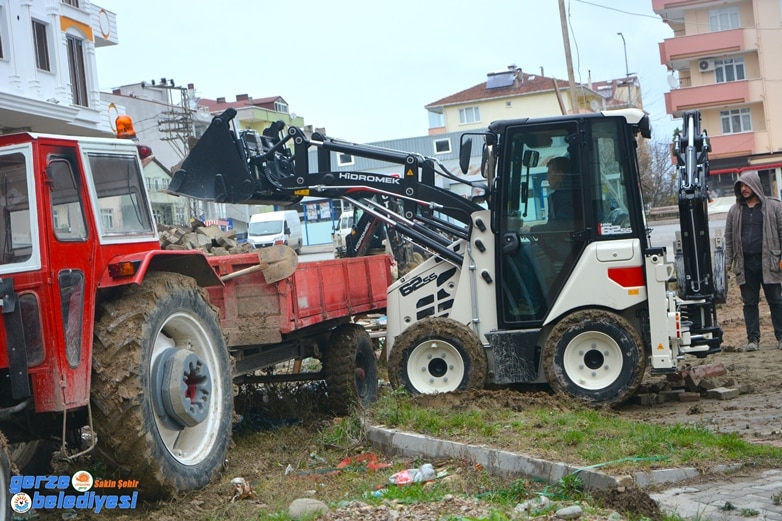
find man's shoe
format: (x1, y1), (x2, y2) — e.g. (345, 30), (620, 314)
(777, 340), (782, 350)
(745, 341), (759, 352)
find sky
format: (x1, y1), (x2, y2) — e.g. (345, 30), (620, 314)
(94, 0), (679, 143)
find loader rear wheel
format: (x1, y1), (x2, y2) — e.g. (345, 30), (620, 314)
(322, 324), (378, 415)
(389, 317), (487, 395)
(91, 272), (232, 499)
(543, 310), (645, 406)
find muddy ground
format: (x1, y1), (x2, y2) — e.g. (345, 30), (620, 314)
(618, 274), (782, 441)
(26, 274), (781, 521)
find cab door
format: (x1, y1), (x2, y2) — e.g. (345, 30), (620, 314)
(497, 121), (586, 327)
(37, 145), (96, 409)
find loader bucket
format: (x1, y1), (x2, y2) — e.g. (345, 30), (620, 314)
(168, 110), (256, 203)
(168, 109), (301, 206)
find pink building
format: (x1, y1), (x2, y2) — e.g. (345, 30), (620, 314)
(655, 0), (782, 198)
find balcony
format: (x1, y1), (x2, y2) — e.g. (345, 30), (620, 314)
(665, 80), (750, 116)
(659, 29), (745, 69)
(710, 132), (760, 159)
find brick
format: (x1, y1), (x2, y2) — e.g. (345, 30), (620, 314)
(705, 387), (739, 400)
(698, 378), (719, 390)
(660, 389), (685, 402)
(633, 393), (658, 405)
(678, 392), (701, 402)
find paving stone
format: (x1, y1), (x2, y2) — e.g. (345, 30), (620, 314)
(705, 386), (739, 400)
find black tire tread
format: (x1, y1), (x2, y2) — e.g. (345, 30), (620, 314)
(322, 324), (378, 415)
(543, 309), (645, 406)
(388, 317), (487, 394)
(91, 272), (231, 498)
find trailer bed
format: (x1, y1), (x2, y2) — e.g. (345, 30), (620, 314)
(206, 253), (392, 349)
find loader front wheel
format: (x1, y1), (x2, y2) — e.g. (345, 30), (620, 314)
(91, 272), (232, 499)
(543, 310), (645, 406)
(322, 324), (378, 415)
(389, 317), (487, 395)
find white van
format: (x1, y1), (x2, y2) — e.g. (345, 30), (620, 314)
(332, 210), (354, 256)
(248, 210), (303, 253)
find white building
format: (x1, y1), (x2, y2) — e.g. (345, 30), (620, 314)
(0, 0), (118, 136)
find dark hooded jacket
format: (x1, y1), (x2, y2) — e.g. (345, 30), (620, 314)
(724, 171), (782, 285)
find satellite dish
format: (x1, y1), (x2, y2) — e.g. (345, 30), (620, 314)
(667, 74), (680, 89)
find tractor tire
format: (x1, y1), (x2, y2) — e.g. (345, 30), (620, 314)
(322, 324), (378, 416)
(0, 434), (10, 521)
(543, 310), (645, 406)
(9, 440), (54, 475)
(91, 272), (232, 499)
(388, 317), (487, 395)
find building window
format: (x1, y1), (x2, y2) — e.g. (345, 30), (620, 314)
(459, 106), (480, 125)
(715, 57), (745, 83)
(434, 138), (451, 154)
(337, 153), (354, 166)
(32, 20), (50, 71)
(274, 100), (288, 113)
(62, 0), (80, 6)
(709, 6), (740, 31)
(66, 35), (88, 107)
(720, 108), (752, 134)
(101, 208), (114, 230)
(428, 110), (444, 128)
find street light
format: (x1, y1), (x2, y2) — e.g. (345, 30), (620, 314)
(617, 32), (633, 107)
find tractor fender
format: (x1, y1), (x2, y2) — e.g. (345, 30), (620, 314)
(97, 250), (222, 289)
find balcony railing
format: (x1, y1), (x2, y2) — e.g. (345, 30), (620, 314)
(665, 80), (750, 116)
(659, 29), (745, 67)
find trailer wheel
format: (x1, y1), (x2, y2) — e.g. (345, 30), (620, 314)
(322, 324), (378, 415)
(388, 317), (487, 395)
(543, 310), (645, 406)
(91, 272), (232, 499)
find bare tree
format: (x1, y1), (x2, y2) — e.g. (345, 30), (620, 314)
(637, 139), (678, 209)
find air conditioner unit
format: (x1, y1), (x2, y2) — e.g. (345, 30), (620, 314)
(698, 59), (715, 72)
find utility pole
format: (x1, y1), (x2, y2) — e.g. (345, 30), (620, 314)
(558, 0), (579, 114)
(154, 79), (194, 158)
(617, 32), (633, 107)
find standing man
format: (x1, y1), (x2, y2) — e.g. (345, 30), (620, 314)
(724, 171), (782, 351)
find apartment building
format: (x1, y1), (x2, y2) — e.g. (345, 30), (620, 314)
(425, 66), (641, 136)
(0, 0), (118, 136)
(654, 0), (782, 198)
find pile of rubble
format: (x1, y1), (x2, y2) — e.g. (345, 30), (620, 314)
(633, 362), (754, 405)
(157, 222), (255, 255)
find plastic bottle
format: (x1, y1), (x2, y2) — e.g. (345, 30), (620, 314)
(388, 463), (435, 485)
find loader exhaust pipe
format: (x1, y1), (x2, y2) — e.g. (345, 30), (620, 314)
(168, 109), (302, 206)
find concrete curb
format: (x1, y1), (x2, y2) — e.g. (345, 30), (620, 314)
(366, 424), (739, 491)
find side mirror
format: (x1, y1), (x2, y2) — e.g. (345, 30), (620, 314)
(459, 137), (473, 174)
(522, 149), (539, 168)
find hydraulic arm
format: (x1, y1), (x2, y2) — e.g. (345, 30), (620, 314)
(169, 109), (483, 265)
(672, 110), (722, 352)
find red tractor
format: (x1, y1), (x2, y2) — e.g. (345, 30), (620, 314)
(0, 125), (389, 515)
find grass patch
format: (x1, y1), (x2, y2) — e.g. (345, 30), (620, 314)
(369, 389), (782, 473)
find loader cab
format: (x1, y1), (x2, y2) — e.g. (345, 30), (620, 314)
(491, 112), (648, 328)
